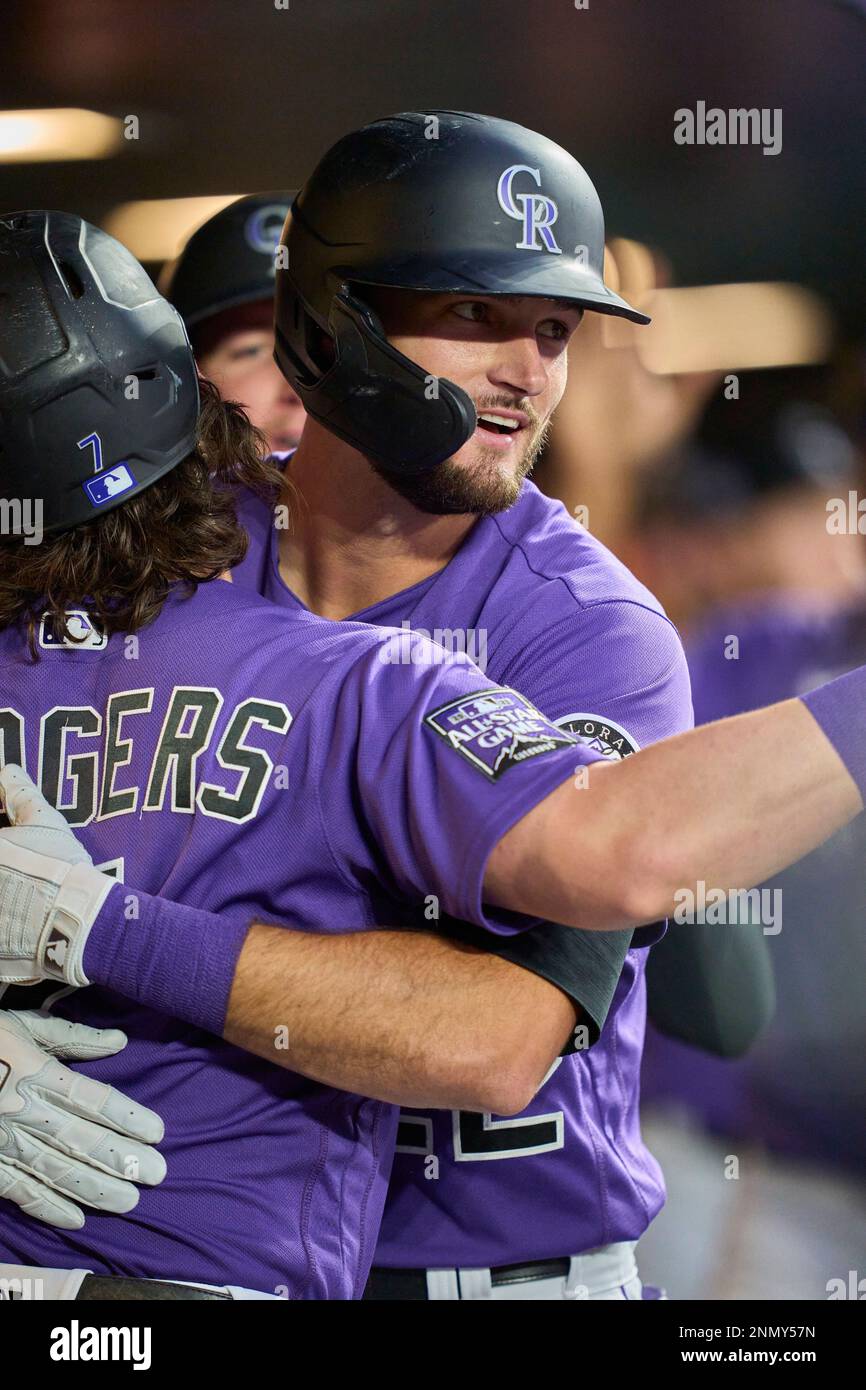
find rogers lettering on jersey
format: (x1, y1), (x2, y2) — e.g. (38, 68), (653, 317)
(0, 688), (292, 826)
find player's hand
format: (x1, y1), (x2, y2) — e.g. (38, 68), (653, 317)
(0, 765), (114, 986)
(0, 763), (94, 865)
(0, 1009), (166, 1230)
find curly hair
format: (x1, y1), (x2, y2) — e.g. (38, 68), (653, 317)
(0, 377), (287, 658)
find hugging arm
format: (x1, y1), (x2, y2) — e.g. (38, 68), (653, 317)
(0, 672), (862, 1110)
(484, 696), (862, 928)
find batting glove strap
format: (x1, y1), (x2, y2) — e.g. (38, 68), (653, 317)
(0, 844), (114, 988)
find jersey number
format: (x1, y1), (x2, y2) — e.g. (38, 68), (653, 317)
(395, 1060), (565, 1162)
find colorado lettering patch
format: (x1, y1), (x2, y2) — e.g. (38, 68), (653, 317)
(425, 688), (576, 780)
(555, 712), (640, 760)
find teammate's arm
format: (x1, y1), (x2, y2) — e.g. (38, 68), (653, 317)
(0, 765), (578, 1113)
(0, 670), (862, 1105)
(109, 690), (856, 1104)
(484, 694), (862, 927)
(225, 925), (578, 1113)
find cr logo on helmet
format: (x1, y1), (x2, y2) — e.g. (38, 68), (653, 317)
(496, 164), (562, 255)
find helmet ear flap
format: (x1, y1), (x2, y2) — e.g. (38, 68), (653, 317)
(277, 281), (375, 383)
(274, 287), (327, 385)
(305, 305), (336, 374)
(276, 287), (476, 475)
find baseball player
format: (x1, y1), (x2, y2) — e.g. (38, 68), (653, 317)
(0, 210), (616, 1299)
(0, 209), (740, 1300)
(224, 111), (862, 1297)
(160, 193), (305, 453)
(3, 121), (866, 1306)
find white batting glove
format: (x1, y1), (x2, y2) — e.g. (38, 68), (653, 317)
(0, 1009), (166, 1230)
(0, 765), (114, 987)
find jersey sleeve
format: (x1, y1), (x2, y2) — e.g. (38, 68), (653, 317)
(503, 598), (695, 750)
(316, 632), (604, 935)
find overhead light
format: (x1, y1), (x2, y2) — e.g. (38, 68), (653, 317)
(103, 196), (245, 261)
(635, 283), (833, 373)
(0, 109), (122, 163)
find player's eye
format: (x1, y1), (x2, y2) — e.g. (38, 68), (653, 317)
(228, 342), (268, 362)
(451, 301), (490, 324)
(537, 318), (571, 342)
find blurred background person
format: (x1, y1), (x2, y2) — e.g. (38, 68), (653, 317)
(631, 398), (866, 1301)
(631, 385), (866, 631)
(538, 249), (866, 1298)
(161, 192), (306, 453)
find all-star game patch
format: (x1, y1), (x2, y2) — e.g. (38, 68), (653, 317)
(424, 687), (577, 780)
(554, 712), (640, 760)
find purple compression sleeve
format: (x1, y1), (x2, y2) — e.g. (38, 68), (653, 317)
(801, 665), (866, 803)
(83, 883), (250, 1035)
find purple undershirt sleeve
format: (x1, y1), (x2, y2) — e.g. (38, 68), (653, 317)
(83, 883), (250, 1036)
(801, 666), (866, 802)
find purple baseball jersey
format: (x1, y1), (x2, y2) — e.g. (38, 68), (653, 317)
(0, 581), (590, 1295)
(232, 474), (694, 1268)
(642, 598), (866, 1175)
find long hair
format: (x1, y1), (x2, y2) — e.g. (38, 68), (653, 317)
(0, 377), (286, 657)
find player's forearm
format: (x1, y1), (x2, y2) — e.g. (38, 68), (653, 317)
(224, 923), (576, 1113)
(606, 697), (861, 920)
(76, 887), (575, 1112)
(490, 695), (863, 929)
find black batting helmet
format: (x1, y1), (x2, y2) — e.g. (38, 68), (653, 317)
(0, 210), (199, 535)
(161, 192), (295, 331)
(274, 111), (649, 474)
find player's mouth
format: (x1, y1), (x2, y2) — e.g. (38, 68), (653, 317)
(473, 408), (530, 450)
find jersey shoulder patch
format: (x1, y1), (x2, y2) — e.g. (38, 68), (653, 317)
(425, 687), (576, 780)
(554, 712), (640, 760)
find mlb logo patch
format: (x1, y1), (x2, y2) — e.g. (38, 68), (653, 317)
(425, 687), (576, 780)
(83, 464), (136, 508)
(39, 610), (108, 651)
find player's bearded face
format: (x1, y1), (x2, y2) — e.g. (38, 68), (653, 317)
(360, 290), (582, 516)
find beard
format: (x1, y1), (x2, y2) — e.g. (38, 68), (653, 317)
(368, 415), (552, 517)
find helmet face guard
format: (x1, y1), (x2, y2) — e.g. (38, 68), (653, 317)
(275, 287), (476, 474)
(0, 210), (199, 535)
(274, 110), (649, 472)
